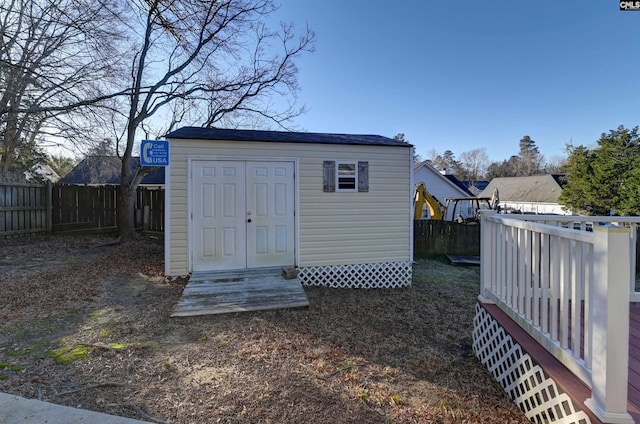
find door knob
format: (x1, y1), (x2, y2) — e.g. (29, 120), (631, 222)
(247, 218), (252, 223)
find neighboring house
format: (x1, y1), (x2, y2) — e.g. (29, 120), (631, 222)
(1, 165), (59, 183)
(413, 161), (474, 220)
(24, 164), (60, 183)
(59, 156), (165, 186)
(480, 174), (570, 215)
(164, 127), (413, 289)
(462, 180), (489, 196)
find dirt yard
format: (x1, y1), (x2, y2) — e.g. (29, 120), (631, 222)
(0, 234), (528, 423)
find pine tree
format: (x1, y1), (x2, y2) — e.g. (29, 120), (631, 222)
(559, 125), (640, 215)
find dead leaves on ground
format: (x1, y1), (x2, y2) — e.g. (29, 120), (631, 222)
(0, 235), (528, 423)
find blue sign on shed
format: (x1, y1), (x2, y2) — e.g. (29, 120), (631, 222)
(141, 140), (169, 166)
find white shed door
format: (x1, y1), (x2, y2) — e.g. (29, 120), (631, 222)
(191, 160), (294, 272)
(246, 161), (295, 268)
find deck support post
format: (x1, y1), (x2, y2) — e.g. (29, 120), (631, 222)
(585, 224), (634, 424)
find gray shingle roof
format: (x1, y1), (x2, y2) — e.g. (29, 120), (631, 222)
(59, 156), (165, 185)
(480, 174), (566, 203)
(165, 127), (411, 147)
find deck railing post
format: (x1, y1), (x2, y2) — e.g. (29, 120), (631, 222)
(585, 224), (634, 424)
(629, 223), (639, 302)
(479, 213), (494, 304)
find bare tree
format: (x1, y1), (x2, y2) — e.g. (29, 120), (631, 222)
(424, 148), (441, 166)
(0, 0), (124, 171)
(114, 0), (315, 238)
(545, 155), (568, 174)
(459, 148), (489, 182)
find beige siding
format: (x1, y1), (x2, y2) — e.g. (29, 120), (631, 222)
(166, 138), (411, 275)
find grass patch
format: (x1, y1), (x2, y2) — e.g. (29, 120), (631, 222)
(129, 340), (159, 350)
(6, 340), (50, 358)
(7, 347), (38, 357)
(0, 361), (25, 372)
(48, 340), (158, 364)
(107, 342), (126, 350)
(0, 360), (26, 380)
(413, 253), (450, 263)
(49, 344), (94, 364)
(99, 328), (116, 339)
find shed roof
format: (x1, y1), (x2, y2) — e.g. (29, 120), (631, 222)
(480, 174), (567, 203)
(165, 127), (411, 147)
(59, 156), (165, 185)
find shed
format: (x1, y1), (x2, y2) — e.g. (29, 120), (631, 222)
(164, 127), (413, 288)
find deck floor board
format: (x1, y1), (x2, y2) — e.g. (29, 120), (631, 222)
(171, 268), (309, 317)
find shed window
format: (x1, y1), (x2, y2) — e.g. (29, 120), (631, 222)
(337, 162), (357, 191)
(323, 161), (369, 192)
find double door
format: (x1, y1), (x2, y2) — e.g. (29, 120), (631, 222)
(191, 160), (295, 271)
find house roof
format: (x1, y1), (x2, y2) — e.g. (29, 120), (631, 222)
(59, 156), (165, 185)
(442, 175), (474, 196)
(25, 164), (60, 182)
(480, 174), (567, 203)
(165, 127), (412, 147)
(462, 180), (489, 192)
(413, 161), (474, 196)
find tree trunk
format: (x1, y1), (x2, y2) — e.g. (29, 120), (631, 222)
(1, 111), (19, 172)
(118, 144), (139, 239)
(118, 180), (137, 239)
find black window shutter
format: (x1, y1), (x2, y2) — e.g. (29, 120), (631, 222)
(323, 161), (336, 192)
(358, 161), (369, 192)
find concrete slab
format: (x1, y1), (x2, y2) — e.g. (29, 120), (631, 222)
(0, 392), (149, 424)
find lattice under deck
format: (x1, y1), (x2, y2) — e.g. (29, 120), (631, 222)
(298, 261), (412, 288)
(473, 303), (592, 424)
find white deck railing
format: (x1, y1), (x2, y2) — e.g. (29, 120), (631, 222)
(502, 215), (640, 302)
(479, 214), (636, 424)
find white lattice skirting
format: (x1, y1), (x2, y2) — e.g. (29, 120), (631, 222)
(298, 262), (412, 288)
(472, 303), (592, 424)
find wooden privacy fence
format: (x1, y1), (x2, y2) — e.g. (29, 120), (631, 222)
(52, 185), (118, 233)
(0, 182), (52, 238)
(52, 184), (164, 234)
(413, 219), (481, 257)
(0, 182), (164, 238)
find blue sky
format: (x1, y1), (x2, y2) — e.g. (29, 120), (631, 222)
(269, 1), (640, 163)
